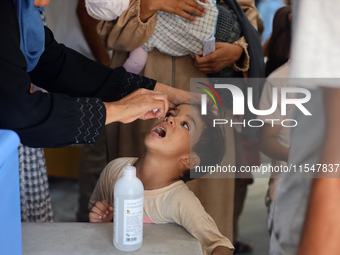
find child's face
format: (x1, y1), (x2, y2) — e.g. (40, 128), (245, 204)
(144, 104), (203, 159)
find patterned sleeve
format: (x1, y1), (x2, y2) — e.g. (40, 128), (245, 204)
(74, 98), (106, 144)
(119, 72), (156, 98)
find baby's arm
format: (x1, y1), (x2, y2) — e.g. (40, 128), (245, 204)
(89, 200), (113, 223)
(123, 46), (148, 74)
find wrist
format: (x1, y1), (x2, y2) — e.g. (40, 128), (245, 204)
(140, 0), (158, 22)
(231, 37), (249, 72)
(230, 44), (243, 63)
(104, 102), (121, 124)
(154, 82), (190, 106)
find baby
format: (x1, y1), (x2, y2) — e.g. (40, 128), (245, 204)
(88, 104), (234, 255)
(85, 0), (241, 76)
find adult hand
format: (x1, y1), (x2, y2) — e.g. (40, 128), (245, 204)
(194, 42), (243, 74)
(104, 88), (169, 124)
(140, 0), (207, 22)
(154, 82), (191, 108)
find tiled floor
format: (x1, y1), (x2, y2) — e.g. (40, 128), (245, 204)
(49, 174), (270, 255)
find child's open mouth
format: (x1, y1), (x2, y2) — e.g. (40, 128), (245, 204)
(152, 125), (167, 138)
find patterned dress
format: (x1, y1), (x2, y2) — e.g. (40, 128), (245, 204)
(19, 145), (54, 222)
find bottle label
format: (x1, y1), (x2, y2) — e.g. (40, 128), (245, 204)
(114, 197), (118, 244)
(123, 197), (143, 245)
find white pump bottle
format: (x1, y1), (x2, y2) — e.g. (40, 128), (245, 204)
(113, 164), (144, 251)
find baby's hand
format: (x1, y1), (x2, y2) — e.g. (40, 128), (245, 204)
(89, 200), (113, 223)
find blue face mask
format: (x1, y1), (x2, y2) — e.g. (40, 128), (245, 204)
(13, 0), (45, 72)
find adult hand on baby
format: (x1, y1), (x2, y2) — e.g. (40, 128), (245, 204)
(154, 82), (191, 108)
(104, 88), (169, 124)
(158, 0), (207, 21)
(194, 42), (243, 74)
(89, 200), (113, 223)
(140, 0), (207, 22)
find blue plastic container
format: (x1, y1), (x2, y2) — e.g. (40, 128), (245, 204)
(0, 130), (22, 255)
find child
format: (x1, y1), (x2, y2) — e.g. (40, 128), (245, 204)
(88, 104), (234, 255)
(85, 0), (241, 75)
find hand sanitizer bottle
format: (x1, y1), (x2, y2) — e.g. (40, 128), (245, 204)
(114, 164), (144, 251)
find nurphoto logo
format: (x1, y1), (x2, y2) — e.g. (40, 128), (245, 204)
(193, 78), (312, 128)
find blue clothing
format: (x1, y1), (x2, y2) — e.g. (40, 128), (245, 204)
(256, 0), (285, 44)
(13, 0), (45, 71)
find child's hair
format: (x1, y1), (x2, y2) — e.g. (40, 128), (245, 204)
(264, 5), (292, 76)
(181, 104), (226, 183)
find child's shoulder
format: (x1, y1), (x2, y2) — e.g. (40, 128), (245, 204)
(103, 157), (138, 176)
(106, 157), (138, 169)
(165, 182), (203, 207)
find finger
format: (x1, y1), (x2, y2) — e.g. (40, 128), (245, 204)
(177, 10), (196, 21)
(195, 53), (216, 65)
(183, 4), (205, 17)
(194, 61), (216, 72)
(194, 55), (217, 68)
(90, 206), (105, 218)
(101, 200), (110, 208)
(93, 201), (109, 215)
(97, 200), (110, 214)
(89, 211), (103, 223)
(148, 93), (169, 115)
(195, 61), (217, 69)
(196, 67), (216, 73)
(142, 100), (168, 120)
(185, 0), (206, 14)
(194, 53), (201, 63)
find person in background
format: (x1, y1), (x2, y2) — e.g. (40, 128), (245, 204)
(86, 0), (242, 77)
(232, 14), (265, 254)
(258, 8), (291, 246)
(271, 1), (340, 254)
(255, 0), (285, 44)
(263, 5), (291, 77)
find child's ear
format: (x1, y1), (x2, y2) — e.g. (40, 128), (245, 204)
(180, 153), (200, 169)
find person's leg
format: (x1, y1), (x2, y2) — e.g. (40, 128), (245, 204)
(123, 46), (148, 74)
(233, 131), (255, 253)
(233, 180), (252, 253)
(19, 145), (54, 222)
